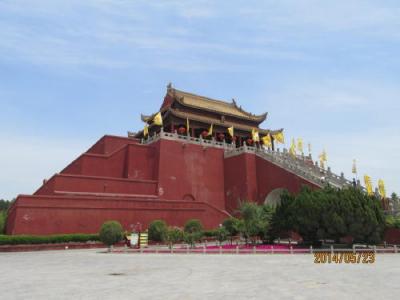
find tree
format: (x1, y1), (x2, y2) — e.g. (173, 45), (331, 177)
(236, 202), (272, 244)
(0, 199), (11, 211)
(222, 217), (239, 244)
(270, 189), (294, 240)
(385, 215), (400, 229)
(165, 227), (183, 249)
(259, 204), (275, 241)
(271, 186), (385, 244)
(184, 219), (203, 234)
(183, 219), (203, 247)
(99, 221), (123, 250)
(391, 192), (399, 201)
(390, 193), (400, 211)
(148, 220), (167, 242)
(215, 226), (228, 245)
(0, 210), (6, 234)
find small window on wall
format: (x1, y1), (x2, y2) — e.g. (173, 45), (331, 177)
(221, 115), (225, 123)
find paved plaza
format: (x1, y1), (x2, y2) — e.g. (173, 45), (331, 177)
(0, 249), (399, 300)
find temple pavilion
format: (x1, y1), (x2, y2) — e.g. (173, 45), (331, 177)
(132, 83), (284, 149)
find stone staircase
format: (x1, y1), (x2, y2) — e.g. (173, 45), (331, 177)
(225, 144), (356, 190)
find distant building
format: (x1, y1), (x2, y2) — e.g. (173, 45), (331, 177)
(6, 85), (352, 235)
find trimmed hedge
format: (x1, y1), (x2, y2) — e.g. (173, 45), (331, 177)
(148, 220), (168, 242)
(99, 221), (123, 246)
(0, 234), (100, 245)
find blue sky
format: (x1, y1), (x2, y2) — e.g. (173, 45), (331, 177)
(0, 0), (399, 199)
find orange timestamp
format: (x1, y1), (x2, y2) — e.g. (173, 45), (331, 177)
(314, 252), (375, 264)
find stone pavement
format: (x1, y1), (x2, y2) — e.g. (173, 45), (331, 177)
(0, 249), (398, 300)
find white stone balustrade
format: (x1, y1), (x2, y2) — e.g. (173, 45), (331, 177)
(139, 130), (354, 189)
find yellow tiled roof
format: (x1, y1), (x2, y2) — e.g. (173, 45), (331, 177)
(170, 88), (267, 123)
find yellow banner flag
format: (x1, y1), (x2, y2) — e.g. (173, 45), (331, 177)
(227, 126), (234, 137)
(262, 134), (272, 147)
(319, 150), (327, 162)
(320, 159), (325, 169)
(143, 125), (149, 137)
(378, 179), (386, 199)
(318, 150), (327, 168)
(364, 175), (374, 196)
(153, 112), (163, 126)
(289, 138), (296, 157)
(352, 159), (357, 174)
(297, 138), (304, 153)
(207, 124), (213, 136)
(272, 132), (285, 144)
(252, 129), (260, 142)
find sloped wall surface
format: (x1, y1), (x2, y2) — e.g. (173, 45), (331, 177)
(7, 135), (318, 235)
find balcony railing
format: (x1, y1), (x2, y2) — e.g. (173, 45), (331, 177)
(141, 128), (358, 190)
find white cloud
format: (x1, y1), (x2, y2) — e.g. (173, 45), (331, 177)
(257, 78), (400, 194)
(238, 0), (400, 36)
(3, 0), (398, 72)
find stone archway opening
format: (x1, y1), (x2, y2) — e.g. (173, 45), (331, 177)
(264, 188), (286, 207)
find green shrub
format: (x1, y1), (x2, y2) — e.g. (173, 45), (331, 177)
(386, 215), (400, 229)
(215, 227), (228, 245)
(165, 227), (183, 248)
(0, 210), (6, 234)
(386, 215), (395, 228)
(273, 186), (385, 244)
(99, 221), (123, 247)
(148, 220), (168, 242)
(184, 219), (203, 234)
(183, 219), (203, 247)
(183, 231), (203, 247)
(0, 233), (99, 245)
(222, 217), (240, 242)
(236, 202), (273, 244)
(203, 229), (218, 238)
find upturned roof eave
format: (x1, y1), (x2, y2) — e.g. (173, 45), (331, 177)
(169, 88), (268, 123)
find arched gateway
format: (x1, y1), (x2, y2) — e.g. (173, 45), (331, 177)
(264, 188), (286, 207)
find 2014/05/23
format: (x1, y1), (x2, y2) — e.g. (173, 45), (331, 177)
(314, 252), (375, 264)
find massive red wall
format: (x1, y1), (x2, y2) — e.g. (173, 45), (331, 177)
(86, 135), (139, 155)
(157, 139), (226, 210)
(255, 156), (320, 204)
(125, 144), (157, 180)
(7, 195), (229, 235)
(52, 174), (157, 196)
(224, 153), (320, 213)
(224, 153), (258, 213)
(7, 135), (321, 235)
